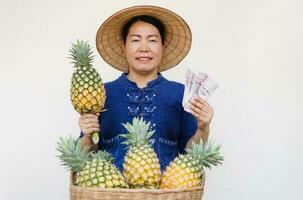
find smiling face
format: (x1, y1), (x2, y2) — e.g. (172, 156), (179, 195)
(123, 21), (163, 75)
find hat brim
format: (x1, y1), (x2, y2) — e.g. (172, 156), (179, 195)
(96, 5), (192, 72)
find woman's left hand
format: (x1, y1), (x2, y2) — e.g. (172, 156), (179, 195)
(188, 96), (214, 131)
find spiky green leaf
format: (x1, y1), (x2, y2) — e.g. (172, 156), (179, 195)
(56, 136), (93, 172)
(186, 139), (224, 169)
(69, 40), (95, 68)
(120, 117), (155, 148)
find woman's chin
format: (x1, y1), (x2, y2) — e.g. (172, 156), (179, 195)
(132, 66), (158, 75)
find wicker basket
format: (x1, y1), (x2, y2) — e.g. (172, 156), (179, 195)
(70, 174), (205, 200)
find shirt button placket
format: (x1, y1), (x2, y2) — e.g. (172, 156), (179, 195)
(139, 90), (144, 117)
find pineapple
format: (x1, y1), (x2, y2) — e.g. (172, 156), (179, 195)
(56, 136), (128, 188)
(160, 139), (223, 189)
(120, 117), (161, 189)
(69, 40), (106, 144)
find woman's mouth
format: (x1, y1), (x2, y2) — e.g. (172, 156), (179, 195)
(136, 56), (152, 63)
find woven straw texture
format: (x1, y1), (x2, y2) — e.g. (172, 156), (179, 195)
(70, 174), (204, 200)
(70, 186), (203, 200)
(96, 5), (192, 72)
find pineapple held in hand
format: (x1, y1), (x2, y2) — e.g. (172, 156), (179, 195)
(120, 117), (161, 189)
(69, 40), (106, 144)
(56, 137), (128, 188)
(160, 140), (223, 189)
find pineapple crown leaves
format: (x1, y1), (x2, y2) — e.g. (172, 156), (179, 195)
(186, 139), (224, 169)
(69, 40), (94, 68)
(56, 136), (93, 172)
(119, 117), (155, 148)
(92, 150), (114, 163)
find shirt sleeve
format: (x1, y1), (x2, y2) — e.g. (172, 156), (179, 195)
(178, 110), (197, 153)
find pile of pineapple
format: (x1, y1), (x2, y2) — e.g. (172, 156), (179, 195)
(59, 40), (223, 190)
(57, 118), (223, 189)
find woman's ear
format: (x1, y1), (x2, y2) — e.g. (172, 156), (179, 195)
(121, 43), (126, 56)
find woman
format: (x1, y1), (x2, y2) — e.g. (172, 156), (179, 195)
(79, 6), (214, 171)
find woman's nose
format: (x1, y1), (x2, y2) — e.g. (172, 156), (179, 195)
(139, 41), (149, 52)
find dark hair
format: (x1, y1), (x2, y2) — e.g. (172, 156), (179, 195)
(122, 15), (166, 44)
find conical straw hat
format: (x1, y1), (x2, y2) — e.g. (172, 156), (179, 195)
(96, 5), (192, 72)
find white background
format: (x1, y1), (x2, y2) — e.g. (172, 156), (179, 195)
(0, 0), (302, 199)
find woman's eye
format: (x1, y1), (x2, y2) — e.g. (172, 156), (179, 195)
(149, 39), (157, 43)
(131, 39), (139, 42)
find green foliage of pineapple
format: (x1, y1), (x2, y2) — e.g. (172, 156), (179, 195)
(56, 136), (128, 188)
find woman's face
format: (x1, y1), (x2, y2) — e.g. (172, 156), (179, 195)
(124, 21), (163, 75)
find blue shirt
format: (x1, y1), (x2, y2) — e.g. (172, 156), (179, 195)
(83, 73), (197, 171)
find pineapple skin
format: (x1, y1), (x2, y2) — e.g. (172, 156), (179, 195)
(123, 144), (161, 189)
(71, 66), (106, 114)
(76, 158), (129, 188)
(160, 154), (204, 189)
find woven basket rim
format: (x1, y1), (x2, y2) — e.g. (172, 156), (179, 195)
(71, 184), (203, 193)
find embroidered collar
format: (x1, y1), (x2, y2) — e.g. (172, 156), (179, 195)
(118, 73), (165, 89)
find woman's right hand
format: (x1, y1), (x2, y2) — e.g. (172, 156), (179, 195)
(79, 113), (100, 137)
